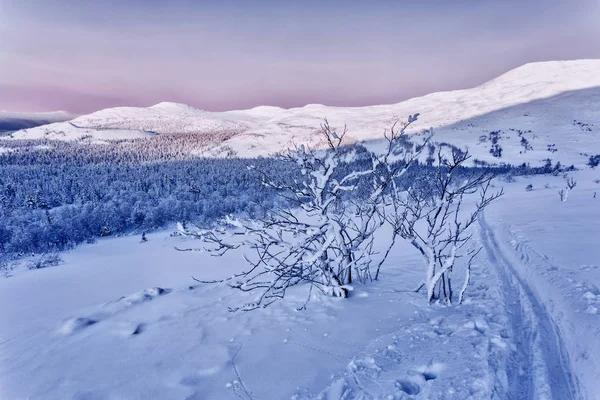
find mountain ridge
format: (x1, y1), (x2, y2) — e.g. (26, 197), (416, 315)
(3, 59), (600, 166)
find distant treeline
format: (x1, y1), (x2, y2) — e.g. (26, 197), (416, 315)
(0, 139), (567, 258)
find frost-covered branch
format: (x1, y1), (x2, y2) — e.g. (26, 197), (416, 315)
(391, 146), (503, 303)
(179, 115), (427, 311)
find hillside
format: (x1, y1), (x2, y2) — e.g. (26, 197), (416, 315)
(3, 103), (246, 143)
(4, 59), (600, 166)
(2, 170), (599, 399)
(222, 59), (600, 166)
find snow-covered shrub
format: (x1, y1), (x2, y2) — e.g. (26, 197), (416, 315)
(519, 137), (532, 153)
(489, 144), (503, 158)
(503, 174), (515, 183)
(558, 176), (577, 202)
(0, 257), (15, 278)
(179, 116), (432, 311)
(488, 131), (503, 158)
(27, 253), (62, 270)
(588, 154), (600, 168)
(473, 159), (489, 167)
(389, 147), (503, 304)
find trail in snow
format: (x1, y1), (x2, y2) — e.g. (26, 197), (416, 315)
(479, 215), (579, 400)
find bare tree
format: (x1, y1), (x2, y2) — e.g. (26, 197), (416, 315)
(390, 146), (503, 304)
(178, 115), (430, 311)
(559, 175), (577, 202)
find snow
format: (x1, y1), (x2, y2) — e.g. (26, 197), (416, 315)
(481, 170), (600, 400)
(5, 124), (157, 141)
(2, 168), (598, 398)
(0, 227), (501, 399)
(5, 60), (600, 167)
(3, 102), (248, 141)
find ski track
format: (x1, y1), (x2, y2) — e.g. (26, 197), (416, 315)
(480, 215), (578, 400)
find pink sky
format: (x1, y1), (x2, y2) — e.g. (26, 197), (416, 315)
(1, 0), (599, 114)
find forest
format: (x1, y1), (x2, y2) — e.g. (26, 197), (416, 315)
(0, 134), (561, 260)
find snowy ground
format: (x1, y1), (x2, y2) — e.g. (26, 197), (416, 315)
(1, 169), (598, 399)
(480, 170), (600, 400)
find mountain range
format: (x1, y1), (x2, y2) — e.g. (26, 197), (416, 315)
(2, 59), (600, 167)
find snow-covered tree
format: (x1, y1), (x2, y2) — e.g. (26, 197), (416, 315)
(559, 175), (577, 202)
(390, 146), (503, 304)
(178, 116), (430, 311)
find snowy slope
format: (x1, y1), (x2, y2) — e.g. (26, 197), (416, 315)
(4, 102), (247, 142)
(220, 59), (600, 166)
(5, 60), (600, 166)
(1, 171), (599, 399)
(75, 102), (249, 134)
(0, 110), (74, 133)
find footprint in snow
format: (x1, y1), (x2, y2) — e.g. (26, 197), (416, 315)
(473, 318), (489, 335)
(59, 287), (171, 336)
(396, 363), (443, 396)
(348, 356), (381, 379)
(58, 317), (98, 335)
(101, 287), (171, 309)
(111, 322), (147, 337)
(121, 287), (171, 305)
(382, 342), (404, 363)
(415, 363), (443, 381)
(396, 378), (422, 395)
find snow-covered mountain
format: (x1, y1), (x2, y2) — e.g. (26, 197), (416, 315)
(0, 110), (74, 133)
(3, 103), (248, 143)
(5, 59), (600, 166)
